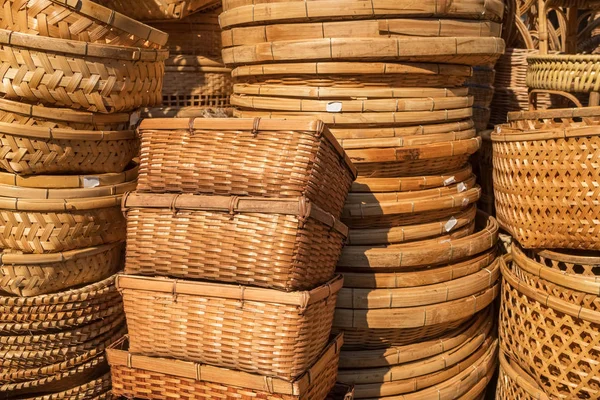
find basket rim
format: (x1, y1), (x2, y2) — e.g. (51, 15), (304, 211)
(124, 193), (349, 237)
(527, 54), (600, 62)
(507, 106), (600, 122)
(0, 180), (136, 200)
(0, 119), (136, 140)
(0, 242), (122, 265)
(535, 248), (600, 265)
(493, 122), (600, 141)
(18, 372), (111, 400)
(351, 165), (473, 192)
(107, 333), (342, 395)
(0, 29), (169, 61)
(50, 0), (169, 47)
(116, 274), (343, 307)
(498, 351), (550, 400)
(0, 193), (123, 211)
(138, 117), (358, 179)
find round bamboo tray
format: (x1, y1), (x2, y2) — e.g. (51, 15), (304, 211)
(529, 247), (600, 276)
(95, 0), (219, 20)
(221, 19), (502, 48)
(0, 29), (168, 113)
(232, 62), (474, 88)
(0, 242), (123, 296)
(18, 372), (112, 400)
(337, 212), (499, 271)
(493, 107), (600, 249)
(332, 120), (475, 140)
(527, 54), (600, 93)
(500, 254), (600, 399)
(221, 37), (506, 67)
(0, 183), (131, 254)
(495, 351), (549, 400)
(219, 0), (505, 26)
(0, 0), (168, 48)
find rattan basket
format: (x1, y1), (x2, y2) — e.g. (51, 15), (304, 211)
(108, 334), (342, 400)
(162, 65), (233, 108)
(493, 107), (600, 249)
(137, 118), (356, 218)
(117, 274), (343, 380)
(496, 351), (549, 400)
(0, 29), (168, 113)
(124, 194), (347, 291)
(0, 0), (168, 48)
(18, 372), (112, 400)
(529, 247), (600, 276)
(0, 242), (123, 296)
(95, 0), (219, 20)
(499, 254), (600, 399)
(527, 54), (600, 93)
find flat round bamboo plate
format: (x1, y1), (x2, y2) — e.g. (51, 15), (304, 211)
(221, 19), (502, 48)
(219, 0), (505, 26)
(332, 120), (475, 140)
(340, 248), (496, 288)
(496, 351), (549, 400)
(338, 129), (476, 150)
(221, 37), (506, 66)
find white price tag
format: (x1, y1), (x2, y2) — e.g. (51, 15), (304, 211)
(462, 197), (469, 207)
(83, 177), (100, 188)
(130, 110), (141, 126)
(443, 176), (456, 186)
(444, 217), (457, 232)
(326, 102), (343, 113)
(457, 182), (467, 193)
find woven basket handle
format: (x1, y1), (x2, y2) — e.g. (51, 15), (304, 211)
(528, 89), (583, 110)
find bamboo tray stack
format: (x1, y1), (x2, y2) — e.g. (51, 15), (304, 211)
(0, 1), (168, 398)
(107, 117), (357, 400)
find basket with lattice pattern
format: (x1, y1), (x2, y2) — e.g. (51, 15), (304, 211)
(496, 351), (549, 400)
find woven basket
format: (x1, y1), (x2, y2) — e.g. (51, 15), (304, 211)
(496, 351), (549, 400)
(472, 106), (491, 130)
(233, 62), (474, 89)
(162, 65), (233, 108)
(328, 384), (354, 400)
(466, 85), (495, 108)
(124, 194), (347, 291)
(0, 29), (168, 113)
(499, 254), (600, 399)
(326, 120), (475, 141)
(221, 37), (506, 67)
(0, 182), (133, 253)
(137, 118), (356, 218)
(527, 54), (600, 93)
(0, 0), (168, 48)
(219, 0), (505, 25)
(95, 0), (219, 20)
(529, 247), (600, 276)
(117, 274), (343, 380)
(0, 242), (123, 296)
(493, 107), (600, 249)
(19, 372), (112, 400)
(141, 106), (234, 118)
(108, 334), (342, 400)
(466, 66), (496, 86)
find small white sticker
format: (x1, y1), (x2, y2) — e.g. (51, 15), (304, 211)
(462, 197), (469, 206)
(443, 176), (456, 186)
(83, 177), (100, 188)
(326, 102), (343, 113)
(444, 217), (458, 232)
(457, 182), (467, 193)
(130, 110), (141, 126)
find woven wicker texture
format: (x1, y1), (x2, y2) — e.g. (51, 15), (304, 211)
(500, 255), (600, 399)
(118, 274), (342, 380)
(496, 351), (550, 400)
(492, 110), (600, 249)
(0, 242), (122, 296)
(108, 334), (342, 400)
(0, 29), (168, 113)
(162, 67), (233, 108)
(19, 372), (112, 400)
(137, 118), (356, 218)
(527, 54), (600, 93)
(529, 248), (600, 276)
(95, 0), (219, 20)
(0, 0), (168, 48)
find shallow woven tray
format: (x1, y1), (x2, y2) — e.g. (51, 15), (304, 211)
(137, 118), (356, 218)
(118, 274), (343, 380)
(499, 254), (600, 399)
(321, 119), (475, 140)
(14, 370), (112, 400)
(96, 0), (219, 20)
(124, 194), (347, 291)
(108, 334), (342, 400)
(0, 0), (168, 48)
(0, 29), (168, 113)
(338, 212), (498, 272)
(221, 19), (502, 48)
(495, 351), (549, 400)
(527, 54), (600, 93)
(221, 37), (505, 67)
(219, 0), (505, 25)
(493, 107), (600, 249)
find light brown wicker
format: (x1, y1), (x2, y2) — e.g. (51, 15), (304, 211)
(141, 106), (234, 118)
(162, 66), (233, 108)
(124, 194), (347, 291)
(0, 0), (168, 48)
(495, 351), (550, 400)
(493, 107), (600, 249)
(499, 254), (600, 399)
(137, 118), (357, 218)
(529, 247), (600, 276)
(95, 0), (219, 20)
(526, 54), (600, 93)
(117, 274), (343, 380)
(18, 372), (112, 400)
(0, 29), (168, 113)
(0, 242), (123, 296)
(108, 334), (342, 400)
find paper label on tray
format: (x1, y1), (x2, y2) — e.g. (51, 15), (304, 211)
(445, 217), (458, 232)
(444, 176), (456, 186)
(326, 102), (343, 113)
(130, 110), (141, 126)
(457, 182), (467, 193)
(83, 177), (100, 188)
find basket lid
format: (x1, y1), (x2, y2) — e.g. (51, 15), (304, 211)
(107, 333), (343, 395)
(0, 179), (136, 201)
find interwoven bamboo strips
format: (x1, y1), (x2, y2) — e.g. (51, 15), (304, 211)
(0, 165), (138, 189)
(95, 0), (219, 20)
(495, 351), (549, 400)
(333, 120), (475, 140)
(529, 247), (600, 276)
(17, 372), (112, 400)
(351, 165), (473, 192)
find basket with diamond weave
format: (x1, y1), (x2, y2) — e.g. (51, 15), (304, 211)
(496, 351), (549, 400)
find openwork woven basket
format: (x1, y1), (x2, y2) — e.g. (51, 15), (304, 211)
(162, 65), (233, 108)
(117, 274), (342, 380)
(108, 334), (342, 400)
(529, 247), (600, 276)
(527, 54), (600, 93)
(496, 351), (549, 400)
(493, 107), (600, 249)
(0, 30), (168, 113)
(95, 0), (219, 20)
(0, 0), (168, 48)
(137, 118), (356, 218)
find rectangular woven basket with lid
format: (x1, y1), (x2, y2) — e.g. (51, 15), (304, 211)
(107, 334), (343, 399)
(136, 118), (357, 218)
(123, 193), (348, 291)
(116, 274), (343, 380)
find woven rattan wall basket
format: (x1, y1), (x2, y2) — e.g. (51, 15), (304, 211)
(0, 30), (168, 113)
(0, 0), (168, 48)
(493, 106), (600, 249)
(95, 0), (219, 20)
(108, 334), (342, 400)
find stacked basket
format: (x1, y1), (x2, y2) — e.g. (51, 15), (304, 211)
(217, 0), (507, 398)
(0, 0), (168, 398)
(107, 117), (358, 400)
